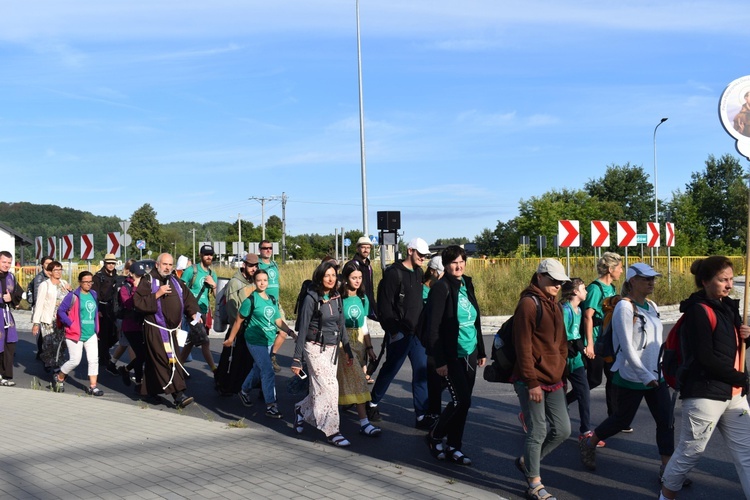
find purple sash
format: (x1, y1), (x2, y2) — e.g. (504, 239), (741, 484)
(150, 274), (184, 360)
(0, 273), (18, 352)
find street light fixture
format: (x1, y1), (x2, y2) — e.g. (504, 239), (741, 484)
(653, 117), (668, 262)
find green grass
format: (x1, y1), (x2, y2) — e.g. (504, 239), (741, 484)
(217, 258), (708, 319)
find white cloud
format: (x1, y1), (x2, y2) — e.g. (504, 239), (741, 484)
(2, 1), (747, 44)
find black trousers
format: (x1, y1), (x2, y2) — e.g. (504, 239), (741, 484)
(432, 350), (477, 450)
(594, 382), (674, 457)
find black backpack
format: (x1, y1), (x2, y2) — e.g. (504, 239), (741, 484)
(293, 280), (313, 332)
(112, 276), (132, 320)
(483, 294), (542, 383)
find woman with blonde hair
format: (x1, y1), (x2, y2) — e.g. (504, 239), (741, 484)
(582, 251), (623, 425)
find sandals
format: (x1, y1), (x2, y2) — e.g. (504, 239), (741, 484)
(426, 434), (447, 460)
(0, 378), (16, 387)
(526, 484), (556, 500)
(294, 406), (305, 434)
(515, 457), (529, 478)
(327, 433), (351, 447)
(87, 386), (104, 397)
(360, 423), (382, 437)
(448, 448), (472, 466)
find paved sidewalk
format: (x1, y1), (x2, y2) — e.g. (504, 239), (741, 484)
(1, 388), (503, 500)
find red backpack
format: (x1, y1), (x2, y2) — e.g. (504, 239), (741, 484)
(659, 303), (716, 390)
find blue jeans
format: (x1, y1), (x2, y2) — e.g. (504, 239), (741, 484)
(566, 366), (591, 434)
(370, 333), (428, 416)
(242, 344), (276, 405)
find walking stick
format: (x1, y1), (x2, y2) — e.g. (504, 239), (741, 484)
(743, 185), (750, 373)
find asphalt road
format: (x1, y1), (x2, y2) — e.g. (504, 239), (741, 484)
(7, 312), (746, 499)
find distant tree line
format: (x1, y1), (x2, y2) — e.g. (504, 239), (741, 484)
(474, 154), (748, 257)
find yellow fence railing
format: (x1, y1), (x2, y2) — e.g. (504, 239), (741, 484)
(466, 256), (747, 276)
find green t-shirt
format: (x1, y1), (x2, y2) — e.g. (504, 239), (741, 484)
(422, 284), (430, 304)
(456, 279), (478, 357)
(343, 295), (368, 328)
(181, 264), (218, 314)
(582, 280), (616, 343)
(79, 292), (97, 342)
(562, 302), (584, 372)
(239, 292), (280, 347)
(258, 260), (280, 301)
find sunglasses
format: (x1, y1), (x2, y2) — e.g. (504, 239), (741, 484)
(544, 274), (564, 287)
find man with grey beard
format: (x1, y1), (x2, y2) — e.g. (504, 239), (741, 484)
(134, 253), (200, 409)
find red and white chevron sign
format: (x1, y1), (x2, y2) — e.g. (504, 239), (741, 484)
(557, 220), (580, 248)
(617, 221), (637, 247)
(61, 234), (74, 260)
(35, 237), (43, 260)
(81, 234), (94, 260)
(590, 220), (610, 247)
(107, 231), (121, 258)
(47, 236), (56, 258)
(647, 222), (660, 248)
(665, 222), (675, 247)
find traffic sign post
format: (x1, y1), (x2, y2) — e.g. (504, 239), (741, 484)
(35, 236), (43, 262)
(558, 220), (580, 276)
(119, 221), (131, 261)
(591, 220), (610, 248)
(81, 234), (95, 261)
(107, 232), (121, 258)
(666, 222), (675, 289)
(47, 236), (56, 259)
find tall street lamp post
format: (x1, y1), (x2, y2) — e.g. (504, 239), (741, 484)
(653, 117), (668, 263)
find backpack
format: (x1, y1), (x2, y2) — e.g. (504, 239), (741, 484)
(659, 303), (716, 390)
(238, 293), (277, 333)
(293, 279), (313, 331)
(483, 294), (542, 383)
(213, 286), (228, 333)
(593, 295), (627, 363)
(26, 279), (35, 307)
(112, 276), (132, 320)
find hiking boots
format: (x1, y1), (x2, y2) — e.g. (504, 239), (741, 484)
(579, 437), (596, 471)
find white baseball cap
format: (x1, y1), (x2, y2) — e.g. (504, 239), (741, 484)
(407, 237), (430, 255)
(537, 259), (570, 282)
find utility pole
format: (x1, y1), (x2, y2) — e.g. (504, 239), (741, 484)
(356, 0), (369, 238)
(249, 196), (280, 241)
(237, 213), (242, 245)
(281, 193), (287, 263)
(189, 228), (197, 263)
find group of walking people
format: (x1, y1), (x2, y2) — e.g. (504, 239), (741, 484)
(11, 242), (750, 499)
(507, 253), (750, 500)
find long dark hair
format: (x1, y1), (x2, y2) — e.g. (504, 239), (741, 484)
(311, 260), (340, 297)
(339, 262), (364, 299)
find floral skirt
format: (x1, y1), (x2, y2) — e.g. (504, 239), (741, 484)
(337, 328), (370, 406)
(297, 342), (340, 436)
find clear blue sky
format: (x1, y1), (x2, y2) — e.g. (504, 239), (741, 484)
(1, 1), (747, 245)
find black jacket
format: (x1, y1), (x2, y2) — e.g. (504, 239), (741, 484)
(292, 288), (349, 361)
(348, 253), (377, 320)
(92, 268), (118, 304)
(377, 260), (423, 337)
(422, 274), (486, 367)
(680, 290), (749, 401)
